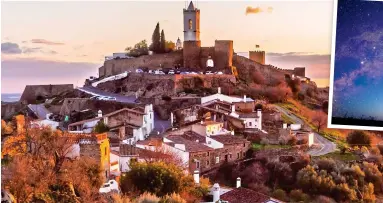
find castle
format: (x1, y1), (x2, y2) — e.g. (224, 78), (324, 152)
(98, 1), (305, 79)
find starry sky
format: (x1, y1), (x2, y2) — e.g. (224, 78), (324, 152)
(332, 0), (383, 121)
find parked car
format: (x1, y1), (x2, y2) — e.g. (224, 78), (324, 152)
(180, 72), (189, 75)
(155, 70), (165, 75)
(106, 97), (117, 101)
(136, 69), (143, 73)
(216, 71), (223, 75)
(205, 71), (213, 75)
(148, 70), (154, 74)
(168, 70), (175, 74)
(99, 180), (120, 194)
(190, 72), (198, 75)
(89, 76), (96, 80)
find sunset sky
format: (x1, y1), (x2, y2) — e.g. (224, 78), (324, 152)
(1, 1), (333, 93)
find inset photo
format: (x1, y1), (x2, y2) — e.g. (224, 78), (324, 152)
(329, 0), (383, 130)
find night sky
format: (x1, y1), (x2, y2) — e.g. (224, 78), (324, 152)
(332, 0), (383, 121)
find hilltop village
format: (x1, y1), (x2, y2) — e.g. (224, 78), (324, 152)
(2, 2), (383, 203)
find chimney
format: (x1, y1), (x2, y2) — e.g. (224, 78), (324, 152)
(170, 112), (174, 127)
(243, 95), (247, 102)
(218, 87), (221, 94)
(196, 139), (199, 143)
(283, 123), (287, 129)
(231, 105), (235, 113)
(212, 183), (220, 202)
(98, 110), (103, 118)
(193, 170), (200, 184)
(201, 120), (204, 124)
(257, 109), (262, 117)
(236, 177), (241, 188)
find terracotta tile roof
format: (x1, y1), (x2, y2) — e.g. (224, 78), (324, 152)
(238, 112), (259, 118)
(210, 135), (249, 145)
(68, 117), (101, 127)
(103, 108), (145, 118)
(220, 187), (277, 203)
(165, 135), (213, 152)
(132, 106), (145, 113)
(136, 137), (163, 146)
(181, 131), (207, 143)
(199, 120), (223, 126)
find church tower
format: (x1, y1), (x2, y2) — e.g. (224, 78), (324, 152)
(183, 1), (200, 41)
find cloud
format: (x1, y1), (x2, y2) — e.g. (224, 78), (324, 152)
(1, 42), (22, 54)
(1, 58), (100, 93)
(245, 6), (273, 15)
(22, 47), (58, 55)
(73, 45), (84, 50)
(31, 39), (64, 45)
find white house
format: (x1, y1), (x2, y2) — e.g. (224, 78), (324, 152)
(68, 110), (103, 133)
(30, 113), (60, 130)
(201, 87), (254, 105)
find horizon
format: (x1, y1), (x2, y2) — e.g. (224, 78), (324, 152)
(2, 1), (332, 93)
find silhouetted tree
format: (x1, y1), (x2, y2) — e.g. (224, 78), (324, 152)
(346, 131), (371, 148)
(160, 29), (166, 53)
(150, 22), (161, 53)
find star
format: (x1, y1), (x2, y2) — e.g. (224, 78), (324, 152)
(361, 61), (365, 65)
(373, 46), (376, 49)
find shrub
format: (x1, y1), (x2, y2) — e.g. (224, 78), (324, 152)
(289, 189), (309, 202)
(135, 192), (160, 203)
(287, 135), (298, 146)
(255, 103), (263, 110)
(260, 138), (269, 145)
(297, 93), (305, 101)
(347, 131), (371, 148)
(271, 189), (288, 202)
(161, 95), (172, 101)
(160, 193), (186, 203)
(316, 158), (336, 172)
(377, 144), (383, 156)
(93, 121), (109, 133)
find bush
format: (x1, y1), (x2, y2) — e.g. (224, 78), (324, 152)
(347, 131), (371, 148)
(260, 138), (269, 145)
(289, 189), (309, 202)
(160, 193), (186, 203)
(287, 135), (298, 146)
(271, 189), (288, 202)
(121, 162), (192, 197)
(297, 93), (305, 101)
(93, 121), (109, 133)
(161, 95), (172, 101)
(135, 192), (160, 203)
(255, 103), (263, 111)
(378, 144), (383, 156)
(316, 158), (336, 172)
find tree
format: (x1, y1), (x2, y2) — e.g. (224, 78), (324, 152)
(125, 40), (149, 57)
(271, 189), (288, 202)
(150, 22), (161, 53)
(289, 189), (309, 202)
(311, 111), (327, 132)
(121, 161), (194, 197)
(165, 41), (175, 52)
(2, 127), (106, 202)
(160, 29), (166, 53)
(93, 120), (109, 133)
(346, 131), (371, 148)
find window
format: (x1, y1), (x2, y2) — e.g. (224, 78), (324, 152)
(249, 122), (252, 126)
(229, 154), (232, 159)
(189, 19), (193, 30)
(105, 147), (107, 156)
(237, 153), (240, 159)
(243, 152), (246, 157)
(196, 161), (200, 169)
(243, 143), (246, 147)
(207, 152), (210, 156)
(206, 160), (210, 165)
(216, 157), (220, 164)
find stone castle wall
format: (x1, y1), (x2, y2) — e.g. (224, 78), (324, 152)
(249, 51), (265, 65)
(100, 51), (183, 77)
(183, 41), (202, 70)
(214, 40), (233, 71)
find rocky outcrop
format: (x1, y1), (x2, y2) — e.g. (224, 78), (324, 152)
(59, 98), (137, 116)
(20, 84), (74, 104)
(96, 73), (236, 98)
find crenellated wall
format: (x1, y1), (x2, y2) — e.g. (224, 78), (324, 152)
(249, 51), (265, 65)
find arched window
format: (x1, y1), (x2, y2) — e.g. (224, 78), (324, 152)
(189, 19), (193, 30)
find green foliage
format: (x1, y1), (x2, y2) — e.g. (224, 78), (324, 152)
(160, 29), (166, 53)
(346, 130), (371, 148)
(289, 189), (309, 202)
(125, 40), (149, 57)
(271, 189), (288, 202)
(160, 193), (186, 203)
(93, 121), (109, 133)
(150, 22), (162, 53)
(122, 162), (192, 197)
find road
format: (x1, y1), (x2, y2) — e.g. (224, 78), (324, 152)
(77, 86), (171, 134)
(28, 104), (51, 119)
(274, 105), (336, 156)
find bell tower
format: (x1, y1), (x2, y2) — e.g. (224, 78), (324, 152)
(183, 1), (200, 41)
